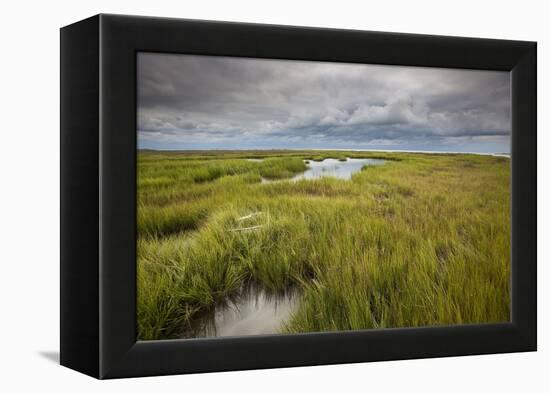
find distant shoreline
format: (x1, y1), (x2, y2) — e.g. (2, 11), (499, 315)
(138, 148), (510, 157)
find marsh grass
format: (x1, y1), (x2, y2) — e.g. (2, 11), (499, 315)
(137, 150), (510, 340)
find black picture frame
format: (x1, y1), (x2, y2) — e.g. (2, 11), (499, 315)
(60, 14), (537, 379)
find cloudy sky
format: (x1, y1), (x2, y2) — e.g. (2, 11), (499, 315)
(137, 53), (510, 153)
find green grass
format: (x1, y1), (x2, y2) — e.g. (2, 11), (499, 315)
(137, 150), (510, 340)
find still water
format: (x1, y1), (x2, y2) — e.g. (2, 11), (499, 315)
(186, 286), (299, 338)
(291, 158), (385, 181)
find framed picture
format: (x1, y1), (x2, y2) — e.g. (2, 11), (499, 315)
(60, 14), (536, 379)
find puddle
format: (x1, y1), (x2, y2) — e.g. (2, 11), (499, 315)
(246, 158), (264, 162)
(293, 158), (384, 180)
(185, 285), (300, 338)
(262, 158), (384, 183)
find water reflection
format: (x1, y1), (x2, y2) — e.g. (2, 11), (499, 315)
(186, 285), (299, 338)
(292, 158), (385, 181)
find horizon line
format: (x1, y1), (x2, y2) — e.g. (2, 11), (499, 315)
(137, 147), (511, 156)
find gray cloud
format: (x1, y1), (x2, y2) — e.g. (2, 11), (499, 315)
(138, 53), (511, 152)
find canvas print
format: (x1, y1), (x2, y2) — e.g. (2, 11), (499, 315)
(136, 53), (510, 341)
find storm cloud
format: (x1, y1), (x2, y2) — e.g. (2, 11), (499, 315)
(138, 53), (511, 153)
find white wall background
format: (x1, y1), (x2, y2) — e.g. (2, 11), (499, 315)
(0, 0), (546, 390)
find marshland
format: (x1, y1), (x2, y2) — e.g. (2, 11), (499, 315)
(137, 150), (510, 340)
